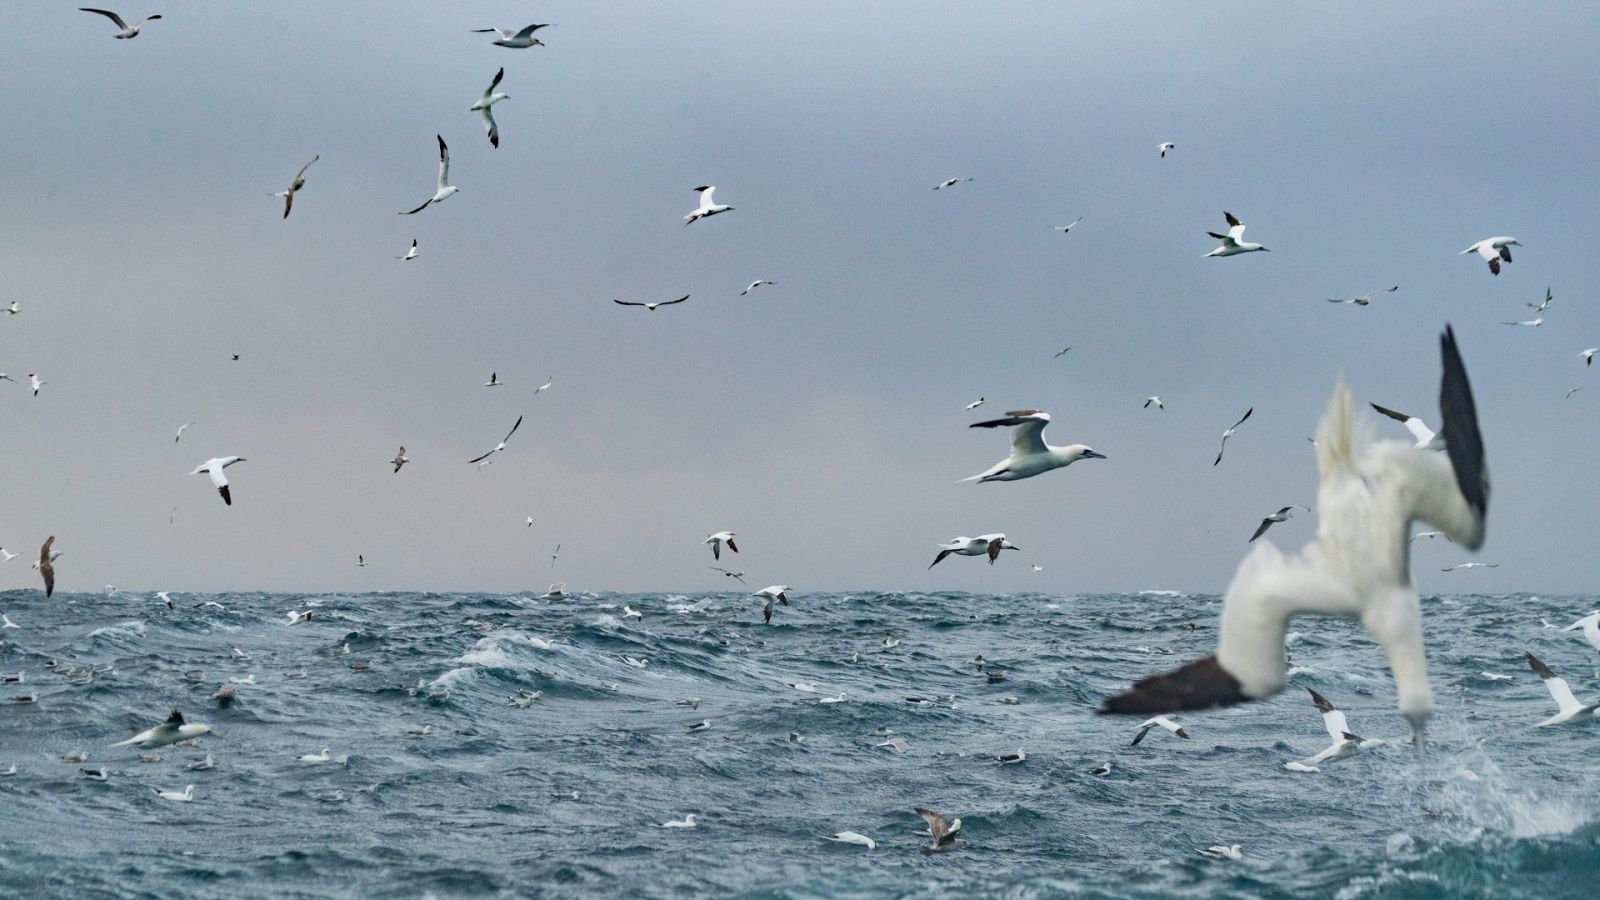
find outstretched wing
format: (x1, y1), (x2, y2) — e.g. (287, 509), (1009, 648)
(436, 135), (450, 189)
(1438, 326), (1487, 527)
(481, 106), (499, 148)
(1223, 211), (1245, 240)
(501, 415), (523, 444)
(513, 23), (550, 40)
(970, 411), (1049, 457)
(657, 294), (690, 307)
(1527, 652), (1582, 714)
(613, 299), (647, 307)
(1306, 689), (1351, 743)
(80, 8), (128, 29)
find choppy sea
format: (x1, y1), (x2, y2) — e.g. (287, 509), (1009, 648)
(1, 589), (1597, 899)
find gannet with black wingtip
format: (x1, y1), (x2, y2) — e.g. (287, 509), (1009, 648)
(614, 294), (689, 311)
(484, 372), (501, 387)
(1283, 688), (1386, 772)
(79, 8), (161, 39)
(684, 186), (733, 225)
(400, 135), (457, 215)
(1461, 236), (1518, 276)
(1370, 404), (1442, 450)
(190, 457), (245, 505)
(754, 585), (789, 624)
(0, 548), (16, 561)
(472, 24), (551, 48)
(1525, 652), (1598, 726)
(397, 239), (418, 261)
(1144, 396), (1163, 410)
(28, 374), (43, 397)
(964, 398), (984, 411)
(469, 68), (509, 148)
(1101, 326), (1489, 749)
(1327, 286), (1399, 306)
(1158, 142), (1175, 158)
(710, 566), (745, 584)
(1205, 212), (1269, 257)
(740, 280), (775, 296)
(704, 531), (738, 560)
(114, 710), (212, 749)
(467, 415), (522, 464)
(174, 422), (191, 443)
(1130, 715), (1189, 745)
(1581, 348), (1598, 367)
(933, 177), (972, 190)
(269, 155), (318, 219)
(1213, 408), (1252, 466)
(928, 534), (1017, 569)
(1250, 506), (1310, 543)
(962, 410), (1105, 483)
(1202, 845), (1243, 860)
(1561, 611), (1600, 652)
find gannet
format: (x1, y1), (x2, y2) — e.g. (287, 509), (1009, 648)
(704, 532), (738, 560)
(1582, 349), (1597, 367)
(185, 754), (214, 771)
(964, 397), (984, 411)
(269, 155), (318, 219)
(933, 178), (972, 190)
(541, 582), (566, 599)
(710, 566), (745, 584)
(740, 280), (775, 295)
(913, 808), (963, 854)
(1130, 715), (1189, 745)
(1201, 845), (1243, 860)
(400, 135), (457, 215)
(37, 536), (56, 597)
(1527, 287), (1553, 313)
(0, 549), (15, 561)
(622, 605), (643, 619)
(190, 456), (246, 505)
(471, 24), (551, 48)
(754, 585), (789, 624)
(1326, 286), (1399, 306)
(1441, 562), (1498, 572)
(113, 710), (212, 749)
(1204, 212), (1269, 257)
(467, 415), (522, 464)
(1282, 688), (1387, 772)
(1101, 326), (1489, 748)
(684, 186), (733, 225)
(614, 294), (689, 311)
(962, 410), (1105, 483)
(174, 422), (191, 443)
(1158, 142), (1175, 158)
(826, 832), (876, 849)
(297, 748), (331, 763)
(28, 374), (43, 397)
(1409, 531), (1452, 543)
(1461, 236), (1518, 276)
(1054, 347), (1072, 358)
(660, 815), (698, 828)
(1144, 396), (1163, 410)
(928, 534), (1018, 569)
(1525, 652), (1598, 726)
(469, 68), (509, 148)
(1250, 506), (1309, 543)
(1212, 408), (1253, 466)
(1370, 404), (1442, 450)
(1561, 611), (1600, 651)
(397, 239), (418, 260)
(391, 446), (409, 473)
(1054, 218), (1083, 234)
(79, 8), (161, 39)
(153, 784), (194, 802)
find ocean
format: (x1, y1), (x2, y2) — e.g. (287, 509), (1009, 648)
(0, 589), (1596, 899)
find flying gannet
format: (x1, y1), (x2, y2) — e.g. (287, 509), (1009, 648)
(469, 68), (509, 148)
(614, 294), (689, 311)
(754, 585), (789, 624)
(1131, 715), (1189, 745)
(684, 186), (733, 225)
(1561, 611), (1600, 652)
(400, 135), (457, 215)
(1212, 408), (1253, 466)
(1326, 286), (1399, 306)
(1158, 142), (1175, 158)
(1461, 236), (1519, 276)
(190, 456), (246, 505)
(962, 410), (1105, 483)
(704, 531), (738, 560)
(391, 446), (409, 473)
(1525, 652), (1598, 726)
(467, 415), (522, 464)
(740, 280), (775, 295)
(1250, 506), (1309, 543)
(1204, 212), (1269, 257)
(1100, 326), (1489, 748)
(928, 534), (1018, 569)
(1370, 404), (1442, 450)
(397, 239), (418, 260)
(933, 178), (972, 190)
(269, 155), (318, 219)
(1282, 688), (1387, 772)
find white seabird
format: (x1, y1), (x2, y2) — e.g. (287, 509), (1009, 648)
(933, 177), (972, 190)
(472, 24), (551, 48)
(113, 710), (213, 749)
(1409, 531), (1452, 543)
(660, 814), (698, 828)
(826, 832), (876, 849)
(79, 8), (161, 39)
(469, 68), (509, 148)
(1441, 562), (1498, 572)
(754, 585), (789, 624)
(0, 616), (17, 629)
(614, 294), (689, 311)
(1581, 348), (1598, 367)
(686, 719), (711, 732)
(400, 135), (458, 215)
(1101, 326), (1490, 748)
(1527, 287), (1553, 314)
(1461, 236), (1519, 276)
(1250, 506), (1310, 543)
(1561, 611), (1600, 651)
(1130, 715), (1189, 745)
(174, 422), (192, 443)
(965, 397), (984, 411)
(28, 374), (44, 397)
(297, 748), (331, 763)
(684, 186), (733, 225)
(1054, 218), (1083, 234)
(190, 456), (246, 506)
(1525, 652), (1598, 726)
(913, 808), (963, 854)
(1204, 212), (1269, 257)
(928, 534), (1018, 569)
(269, 155), (318, 219)
(962, 409), (1105, 483)
(1158, 142), (1175, 158)
(397, 239), (418, 260)
(153, 784), (194, 802)
(0, 549), (15, 561)
(1370, 404), (1442, 450)
(1212, 408), (1253, 466)
(740, 280), (775, 295)
(704, 531), (738, 560)
(1201, 845), (1243, 860)
(1283, 688), (1387, 772)
(1144, 396), (1164, 410)
(484, 372), (502, 387)
(467, 415), (522, 464)
(186, 755), (215, 771)
(1326, 285), (1399, 306)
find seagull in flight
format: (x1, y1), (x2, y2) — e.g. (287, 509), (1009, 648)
(190, 457), (246, 505)
(1205, 212), (1269, 257)
(396, 239), (418, 261)
(535, 376), (553, 394)
(79, 8), (161, 39)
(269, 155), (318, 219)
(740, 280), (775, 295)
(471, 24), (551, 48)
(962, 410), (1105, 483)
(1326, 286), (1398, 306)
(1441, 562), (1498, 572)
(929, 534), (1018, 569)
(1053, 347), (1072, 358)
(1282, 688), (1386, 772)
(1101, 326), (1489, 748)
(704, 531), (738, 560)
(1130, 715), (1189, 745)
(390, 446), (408, 473)
(1144, 396), (1163, 410)
(174, 423), (192, 443)
(400, 135), (457, 215)
(469, 68), (509, 148)
(1370, 404), (1442, 450)
(1158, 142), (1176, 158)
(1461, 236), (1519, 276)
(467, 415), (522, 464)
(614, 294), (689, 311)
(1053, 218), (1083, 234)
(1249, 506), (1309, 543)
(1212, 408), (1253, 466)
(964, 398), (984, 411)
(710, 566), (746, 584)
(684, 186), (734, 225)
(933, 177), (972, 190)
(1525, 652), (1598, 726)
(484, 372), (502, 387)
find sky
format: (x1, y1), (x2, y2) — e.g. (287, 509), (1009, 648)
(1, 2), (1598, 596)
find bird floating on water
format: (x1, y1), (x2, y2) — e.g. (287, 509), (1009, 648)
(114, 710), (212, 749)
(826, 832), (876, 849)
(963, 410), (1105, 483)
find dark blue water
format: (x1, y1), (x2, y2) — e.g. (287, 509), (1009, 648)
(1, 590), (1596, 898)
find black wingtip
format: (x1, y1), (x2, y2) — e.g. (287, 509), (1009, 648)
(1098, 656), (1248, 715)
(1439, 325), (1488, 522)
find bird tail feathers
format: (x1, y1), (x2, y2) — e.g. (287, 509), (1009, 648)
(1314, 378), (1365, 482)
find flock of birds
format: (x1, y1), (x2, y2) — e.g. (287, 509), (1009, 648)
(1, 8), (1597, 864)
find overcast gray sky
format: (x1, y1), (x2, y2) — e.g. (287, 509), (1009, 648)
(2, 2), (1597, 596)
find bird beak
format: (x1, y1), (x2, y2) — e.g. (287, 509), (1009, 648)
(1260, 247), (1271, 252)
(1083, 450), (1107, 459)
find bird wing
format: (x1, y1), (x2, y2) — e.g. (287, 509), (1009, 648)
(484, 67), (504, 97)
(1224, 211), (1245, 240)
(928, 549), (954, 569)
(282, 191), (295, 219)
(294, 155), (319, 181)
(1371, 404), (1436, 446)
(513, 23), (548, 40)
(970, 411), (1050, 457)
(1472, 242), (1496, 261)
(1248, 518), (1273, 543)
(467, 446), (497, 464)
(1229, 408), (1254, 432)
(80, 8), (128, 29)
(1307, 689), (1350, 743)
(501, 415), (523, 444)
(436, 135), (450, 189)
(1498, 245), (1513, 263)
(1527, 652), (1582, 714)
(207, 468), (228, 490)
(658, 294), (689, 306)
(695, 185), (716, 207)
(1436, 326), (1488, 536)
(480, 106), (499, 148)
(401, 198), (432, 215)
(612, 299), (647, 307)
(913, 808), (950, 843)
